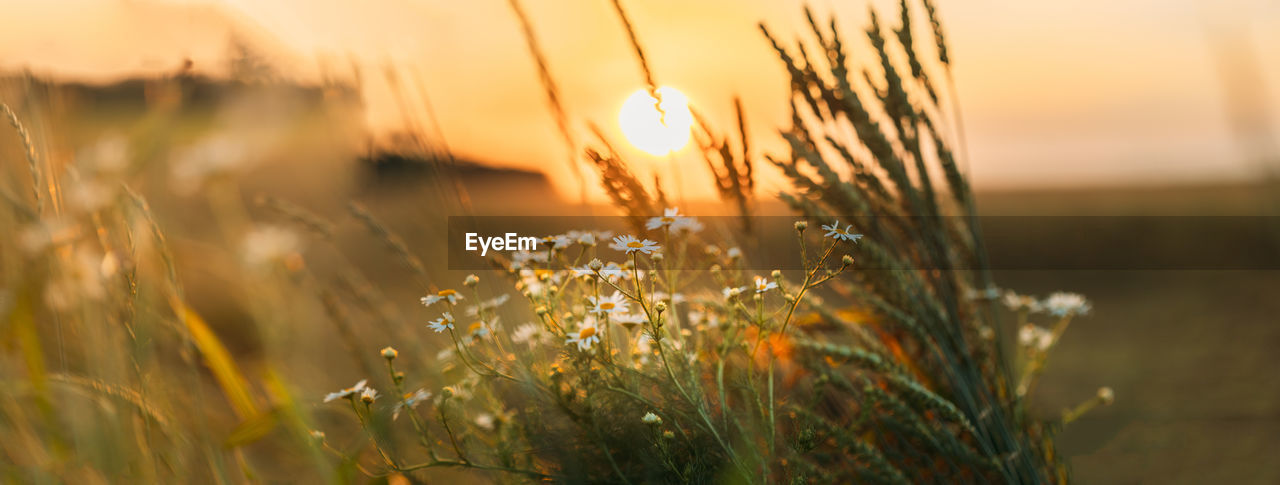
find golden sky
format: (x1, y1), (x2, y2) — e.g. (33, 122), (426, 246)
(2, 0), (1278, 199)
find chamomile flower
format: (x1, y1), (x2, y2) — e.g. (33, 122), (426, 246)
(511, 323), (541, 345)
(610, 235), (661, 255)
(646, 207), (689, 230)
(1042, 292), (1091, 317)
(722, 286), (747, 299)
(543, 234), (572, 249)
(392, 389), (432, 420)
(753, 276), (778, 293)
(642, 412), (663, 425)
(566, 323), (603, 351)
(428, 312), (455, 333)
(324, 379), (369, 403)
(465, 294), (510, 317)
(467, 321), (491, 340)
(359, 387), (378, 403)
(1018, 324), (1054, 351)
(672, 216), (704, 233)
(589, 292), (629, 314)
(614, 313), (647, 328)
(822, 222), (863, 242)
(421, 289), (463, 307)
(1003, 291), (1042, 313)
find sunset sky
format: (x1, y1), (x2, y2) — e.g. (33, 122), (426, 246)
(2, 0), (1277, 199)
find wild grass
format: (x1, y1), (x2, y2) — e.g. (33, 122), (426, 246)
(0, 1), (1110, 483)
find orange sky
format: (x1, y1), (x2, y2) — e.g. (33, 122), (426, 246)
(2, 0), (1278, 199)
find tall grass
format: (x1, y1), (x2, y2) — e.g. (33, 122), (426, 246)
(0, 1), (1107, 483)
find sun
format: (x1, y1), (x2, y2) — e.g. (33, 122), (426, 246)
(618, 86), (694, 156)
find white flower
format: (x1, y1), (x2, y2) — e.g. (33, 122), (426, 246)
(465, 294), (510, 317)
(589, 292), (629, 314)
(722, 286), (747, 299)
(1042, 292), (1091, 317)
(610, 235), (661, 255)
(465, 321), (491, 341)
(726, 247), (742, 259)
(436, 347), (455, 361)
(359, 387), (379, 403)
(475, 413), (496, 431)
(511, 323), (541, 344)
(651, 291), (686, 304)
(646, 207), (689, 230)
(510, 250), (549, 269)
(753, 276), (778, 293)
(566, 324), (603, 351)
(392, 389), (432, 420)
(822, 222), (863, 242)
(241, 225), (301, 267)
(543, 234), (572, 249)
(324, 379), (369, 403)
(428, 312), (455, 333)
(672, 217), (704, 233)
(1002, 291), (1042, 313)
(421, 289), (463, 307)
(614, 313), (647, 328)
(566, 230), (597, 245)
(601, 262), (632, 280)
(1017, 324), (1054, 351)
(642, 412), (662, 424)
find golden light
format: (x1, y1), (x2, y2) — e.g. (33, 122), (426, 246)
(618, 86), (694, 156)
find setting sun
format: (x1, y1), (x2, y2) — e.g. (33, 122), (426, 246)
(618, 86), (694, 156)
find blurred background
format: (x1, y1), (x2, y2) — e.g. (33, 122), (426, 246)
(2, 0), (1278, 482)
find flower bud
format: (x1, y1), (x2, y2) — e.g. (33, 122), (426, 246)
(655, 301), (668, 313)
(463, 274), (479, 287)
(651, 252), (664, 263)
(381, 346), (398, 360)
(841, 255), (855, 266)
(794, 220), (808, 232)
(587, 258), (604, 270)
(771, 269), (782, 279)
(1097, 387), (1115, 405)
(535, 306), (548, 316)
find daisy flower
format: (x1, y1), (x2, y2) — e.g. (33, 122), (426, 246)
(822, 222), (863, 242)
(566, 323), (603, 351)
(392, 389), (432, 420)
(589, 292), (629, 314)
(753, 275), (778, 293)
(359, 387), (378, 403)
(467, 321), (490, 340)
(421, 289), (463, 307)
(1002, 291), (1042, 313)
(427, 312), (455, 333)
(614, 313), (647, 328)
(543, 234), (572, 249)
(722, 286), (747, 299)
(324, 379), (369, 403)
(1042, 292), (1091, 317)
(610, 235), (661, 255)
(1018, 324), (1054, 351)
(672, 217), (704, 233)
(646, 207), (689, 230)
(511, 323), (541, 344)
(642, 412), (663, 425)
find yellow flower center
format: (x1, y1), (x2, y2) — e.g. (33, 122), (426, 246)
(438, 289), (456, 297)
(661, 217), (674, 223)
(578, 327), (597, 339)
(627, 241), (645, 248)
(469, 322), (484, 333)
(599, 302), (615, 310)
